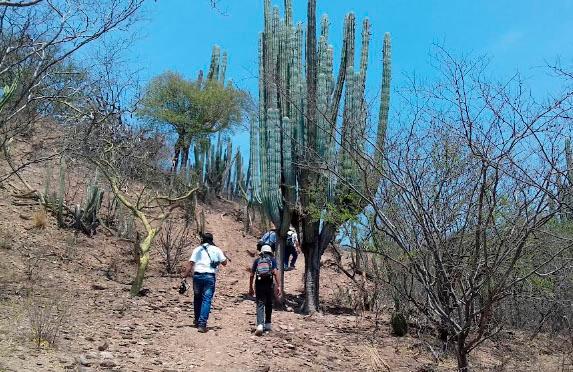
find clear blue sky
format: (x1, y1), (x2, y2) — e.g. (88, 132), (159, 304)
(128, 0), (573, 157)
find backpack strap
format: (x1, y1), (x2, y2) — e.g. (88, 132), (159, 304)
(202, 243), (214, 265)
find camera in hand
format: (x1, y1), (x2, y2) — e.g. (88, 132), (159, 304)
(178, 280), (189, 294)
(210, 261), (220, 269)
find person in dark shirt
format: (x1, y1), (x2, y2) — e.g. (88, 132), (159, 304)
(249, 244), (281, 336)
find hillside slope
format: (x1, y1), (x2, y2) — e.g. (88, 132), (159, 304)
(0, 132), (569, 371)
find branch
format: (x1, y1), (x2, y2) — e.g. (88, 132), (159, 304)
(0, 0), (43, 7)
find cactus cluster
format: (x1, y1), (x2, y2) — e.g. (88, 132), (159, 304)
(190, 134), (245, 199)
(43, 158), (103, 236)
(249, 0), (392, 226)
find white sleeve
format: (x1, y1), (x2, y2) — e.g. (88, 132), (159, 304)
(218, 247), (227, 262)
(190, 247), (199, 262)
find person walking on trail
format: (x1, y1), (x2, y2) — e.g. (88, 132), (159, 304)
(180, 232), (227, 333)
(249, 244), (281, 336)
(257, 227), (277, 252)
(284, 227), (300, 270)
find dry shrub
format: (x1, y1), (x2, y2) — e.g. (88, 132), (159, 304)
(332, 285), (355, 309)
(21, 252), (41, 283)
(31, 210), (48, 229)
(27, 291), (69, 348)
(158, 220), (193, 274)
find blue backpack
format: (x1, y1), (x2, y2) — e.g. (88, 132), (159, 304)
(255, 255), (273, 280)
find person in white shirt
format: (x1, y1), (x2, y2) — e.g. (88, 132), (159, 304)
(284, 227), (301, 270)
(181, 232), (227, 333)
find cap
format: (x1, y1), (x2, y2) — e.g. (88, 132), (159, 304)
(260, 245), (273, 255)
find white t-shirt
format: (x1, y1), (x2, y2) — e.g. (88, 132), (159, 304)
(190, 244), (226, 274)
(287, 230), (298, 245)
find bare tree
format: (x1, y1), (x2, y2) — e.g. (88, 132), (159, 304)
(0, 0), (145, 187)
(326, 49), (573, 371)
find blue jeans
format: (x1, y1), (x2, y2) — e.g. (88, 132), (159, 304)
(193, 273), (216, 328)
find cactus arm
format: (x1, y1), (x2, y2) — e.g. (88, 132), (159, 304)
(375, 33), (392, 165)
(219, 52), (228, 83)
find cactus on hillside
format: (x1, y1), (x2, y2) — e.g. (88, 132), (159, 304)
(249, 0), (392, 311)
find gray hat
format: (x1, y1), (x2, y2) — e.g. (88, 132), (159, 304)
(260, 245), (273, 255)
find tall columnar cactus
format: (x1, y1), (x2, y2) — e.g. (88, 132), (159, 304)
(197, 135), (237, 198)
(249, 0), (392, 312)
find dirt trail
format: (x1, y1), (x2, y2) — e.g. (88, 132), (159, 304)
(0, 197), (388, 371)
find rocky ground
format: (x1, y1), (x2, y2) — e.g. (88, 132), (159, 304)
(0, 130), (571, 371)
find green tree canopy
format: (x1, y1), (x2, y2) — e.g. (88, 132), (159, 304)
(138, 67), (248, 172)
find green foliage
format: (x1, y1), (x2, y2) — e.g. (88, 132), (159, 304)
(391, 311), (408, 337)
(0, 81), (16, 113)
(138, 46), (249, 174)
(138, 72), (246, 137)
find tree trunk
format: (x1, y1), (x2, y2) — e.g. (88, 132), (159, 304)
(130, 229), (157, 296)
(171, 138), (182, 174)
(303, 241), (321, 313)
(275, 233), (286, 302)
(456, 333), (470, 372)
(181, 143), (190, 173)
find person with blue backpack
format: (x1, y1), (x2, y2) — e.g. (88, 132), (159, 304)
(249, 244), (281, 336)
(257, 227), (277, 252)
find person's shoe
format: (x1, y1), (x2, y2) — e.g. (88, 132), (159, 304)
(255, 324), (264, 336)
(197, 326), (207, 333)
(264, 323), (272, 332)
(289, 265), (296, 270)
(193, 320), (198, 328)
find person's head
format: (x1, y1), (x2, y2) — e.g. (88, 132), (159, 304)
(201, 232), (214, 245)
(289, 226), (295, 232)
(260, 245), (273, 256)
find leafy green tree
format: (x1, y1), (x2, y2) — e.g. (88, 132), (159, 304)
(138, 47), (248, 173)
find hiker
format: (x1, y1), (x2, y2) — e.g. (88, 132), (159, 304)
(257, 227), (277, 252)
(284, 227), (300, 270)
(180, 232), (227, 333)
(249, 244), (281, 336)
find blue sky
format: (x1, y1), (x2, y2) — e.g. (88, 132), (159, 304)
(128, 0), (573, 156)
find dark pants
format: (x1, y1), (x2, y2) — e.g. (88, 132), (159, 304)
(255, 280), (273, 326)
(284, 245), (298, 268)
(193, 273), (216, 328)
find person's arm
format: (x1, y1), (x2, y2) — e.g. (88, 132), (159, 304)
(272, 269), (281, 296)
(219, 248), (228, 266)
(181, 261), (194, 279)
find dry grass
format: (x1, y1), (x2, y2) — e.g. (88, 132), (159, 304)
(27, 291), (69, 348)
(362, 344), (391, 372)
(31, 210), (48, 229)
